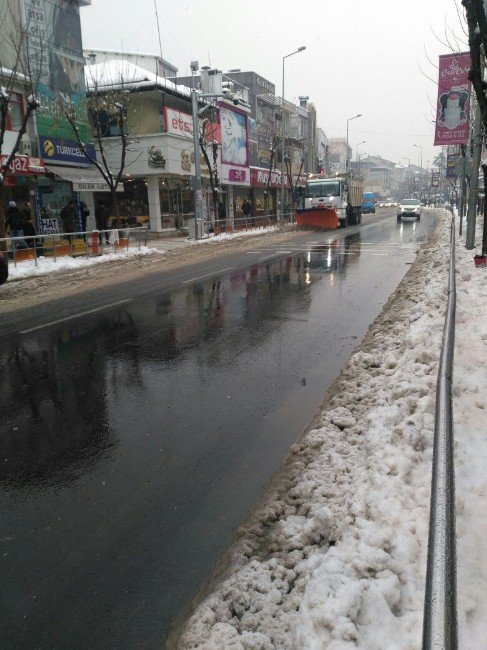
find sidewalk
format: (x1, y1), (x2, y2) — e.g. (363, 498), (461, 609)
(4, 225), (279, 282)
(174, 210), (487, 649)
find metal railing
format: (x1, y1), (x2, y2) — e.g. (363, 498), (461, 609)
(422, 215), (457, 649)
(1, 227), (149, 267)
(194, 211), (296, 236)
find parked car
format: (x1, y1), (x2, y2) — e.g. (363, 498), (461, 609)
(397, 198), (422, 221)
(0, 250), (8, 285)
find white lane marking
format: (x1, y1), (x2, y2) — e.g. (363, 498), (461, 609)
(370, 253), (389, 256)
(21, 299), (132, 334)
(183, 267), (234, 284)
(245, 251), (261, 254)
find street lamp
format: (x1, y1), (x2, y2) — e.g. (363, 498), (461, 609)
(355, 140), (366, 162)
(280, 45), (306, 224)
(413, 143), (423, 199)
(346, 113), (362, 172)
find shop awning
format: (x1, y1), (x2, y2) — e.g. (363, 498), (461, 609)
(45, 165), (124, 192)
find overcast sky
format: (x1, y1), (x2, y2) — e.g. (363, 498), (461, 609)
(80, 0), (466, 169)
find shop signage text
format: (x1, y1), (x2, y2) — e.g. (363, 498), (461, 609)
(39, 136), (96, 166)
(0, 154), (45, 175)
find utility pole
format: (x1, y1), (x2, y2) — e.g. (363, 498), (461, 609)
(466, 105), (482, 249)
(458, 144), (467, 236)
(191, 88), (204, 240)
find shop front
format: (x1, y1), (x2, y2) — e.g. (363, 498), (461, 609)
(39, 136), (104, 233)
(249, 166), (286, 219)
(1, 155), (46, 218)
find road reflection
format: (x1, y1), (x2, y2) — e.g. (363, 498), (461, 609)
(0, 235), (361, 490)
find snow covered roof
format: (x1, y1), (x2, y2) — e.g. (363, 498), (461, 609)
(84, 60), (191, 99)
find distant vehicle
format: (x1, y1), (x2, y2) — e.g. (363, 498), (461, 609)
(378, 200), (388, 208)
(0, 250), (8, 285)
(397, 198), (422, 221)
(362, 192), (376, 214)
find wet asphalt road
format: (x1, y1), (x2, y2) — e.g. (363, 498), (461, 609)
(0, 211), (435, 648)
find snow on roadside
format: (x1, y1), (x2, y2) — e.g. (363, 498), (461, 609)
(6, 246), (164, 281)
(454, 221), (487, 648)
(177, 211), (453, 649)
(190, 226), (279, 245)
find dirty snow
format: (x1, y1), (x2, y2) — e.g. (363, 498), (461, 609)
(176, 211), (487, 649)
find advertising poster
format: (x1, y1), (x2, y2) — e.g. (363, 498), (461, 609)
(219, 105), (250, 186)
(446, 152), (459, 179)
(220, 106), (248, 166)
(23, 0), (89, 141)
(434, 53), (471, 146)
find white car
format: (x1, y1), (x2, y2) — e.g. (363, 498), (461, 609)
(397, 199), (422, 221)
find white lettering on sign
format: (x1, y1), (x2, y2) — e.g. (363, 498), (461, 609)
(40, 218), (59, 235)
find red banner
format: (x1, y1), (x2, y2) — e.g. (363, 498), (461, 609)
(434, 52), (471, 146)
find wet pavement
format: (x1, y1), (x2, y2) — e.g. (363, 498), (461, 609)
(0, 213), (435, 648)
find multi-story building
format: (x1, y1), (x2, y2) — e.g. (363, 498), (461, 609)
(360, 155), (396, 196)
(84, 49), (177, 79)
(0, 0), (98, 235)
(327, 138), (351, 174)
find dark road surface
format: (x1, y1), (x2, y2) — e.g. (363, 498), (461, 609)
(0, 211), (435, 648)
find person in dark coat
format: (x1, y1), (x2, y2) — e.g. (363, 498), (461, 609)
(80, 201), (90, 233)
(6, 201), (28, 249)
(22, 207), (38, 249)
(241, 199), (252, 224)
(59, 200), (78, 243)
(95, 204), (110, 243)
(218, 201), (226, 226)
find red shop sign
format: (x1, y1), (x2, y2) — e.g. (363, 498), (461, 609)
(0, 154), (45, 175)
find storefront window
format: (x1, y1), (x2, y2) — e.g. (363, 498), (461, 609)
(97, 178), (149, 226)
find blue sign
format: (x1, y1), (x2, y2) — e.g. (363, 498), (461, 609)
(39, 136), (96, 166)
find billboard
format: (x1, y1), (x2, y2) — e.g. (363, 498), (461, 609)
(22, 0), (89, 142)
(434, 53), (471, 146)
(219, 105), (250, 186)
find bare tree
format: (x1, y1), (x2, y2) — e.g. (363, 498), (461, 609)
(56, 72), (132, 228)
(198, 107), (220, 222)
(0, 1), (42, 241)
(462, 0), (487, 254)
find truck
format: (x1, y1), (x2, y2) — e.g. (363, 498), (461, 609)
(361, 191), (376, 214)
(297, 173), (364, 229)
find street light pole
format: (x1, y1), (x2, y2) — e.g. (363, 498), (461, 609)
(346, 113), (362, 172)
(280, 45), (306, 225)
(355, 140), (366, 162)
(191, 88), (204, 240)
(413, 144), (423, 200)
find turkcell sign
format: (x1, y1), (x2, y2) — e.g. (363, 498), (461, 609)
(39, 136), (96, 166)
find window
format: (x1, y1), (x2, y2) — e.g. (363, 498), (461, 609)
(7, 92), (24, 131)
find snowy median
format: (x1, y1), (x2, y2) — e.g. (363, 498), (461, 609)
(175, 210), (485, 649)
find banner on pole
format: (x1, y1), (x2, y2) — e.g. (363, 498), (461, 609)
(434, 53), (471, 146)
(446, 152), (459, 178)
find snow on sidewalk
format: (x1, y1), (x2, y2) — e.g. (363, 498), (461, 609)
(177, 211), (487, 649)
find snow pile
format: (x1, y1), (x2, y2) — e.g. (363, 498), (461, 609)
(191, 226), (279, 246)
(7, 246), (163, 280)
(177, 212), (453, 648)
(454, 223), (487, 647)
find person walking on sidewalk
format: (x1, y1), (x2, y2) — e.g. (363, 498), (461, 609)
(95, 204), (110, 244)
(6, 201), (28, 249)
(60, 199), (78, 244)
(242, 199), (252, 225)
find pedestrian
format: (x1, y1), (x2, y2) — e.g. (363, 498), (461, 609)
(242, 199), (251, 225)
(22, 208), (38, 249)
(95, 204), (110, 243)
(59, 199), (78, 243)
(6, 200), (28, 249)
(218, 200), (226, 227)
(80, 201), (90, 236)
